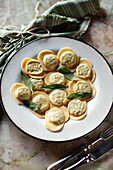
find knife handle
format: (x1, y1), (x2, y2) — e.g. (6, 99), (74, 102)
(63, 154), (90, 170)
(47, 146), (89, 170)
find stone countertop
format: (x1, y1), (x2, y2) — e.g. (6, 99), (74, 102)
(0, 0), (113, 169)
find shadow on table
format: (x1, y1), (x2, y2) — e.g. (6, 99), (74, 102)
(0, 104), (5, 122)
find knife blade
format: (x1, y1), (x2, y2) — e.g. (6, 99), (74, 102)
(64, 137), (113, 170)
(90, 136), (113, 161)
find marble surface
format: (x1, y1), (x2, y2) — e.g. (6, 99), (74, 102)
(0, 0), (113, 169)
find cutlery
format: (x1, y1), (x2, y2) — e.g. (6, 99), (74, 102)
(47, 126), (113, 170)
(63, 135), (113, 170)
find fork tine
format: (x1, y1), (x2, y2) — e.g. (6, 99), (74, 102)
(106, 130), (113, 137)
(106, 129), (113, 135)
(106, 130), (113, 136)
(105, 129), (113, 135)
(104, 126), (113, 134)
(103, 126), (113, 140)
(106, 134), (113, 140)
(104, 126), (113, 140)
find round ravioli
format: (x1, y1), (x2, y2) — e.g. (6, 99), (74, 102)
(45, 106), (69, 132)
(49, 105), (69, 122)
(31, 91), (50, 118)
(76, 64), (91, 78)
(74, 58), (96, 82)
(26, 59), (43, 75)
(44, 72), (65, 85)
(30, 78), (44, 90)
(57, 47), (80, 72)
(69, 80), (96, 101)
(68, 99), (87, 120)
(38, 50), (58, 71)
(49, 90), (67, 106)
(10, 83), (31, 104)
(21, 58), (46, 79)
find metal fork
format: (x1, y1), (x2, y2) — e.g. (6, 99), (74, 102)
(47, 126), (113, 170)
(88, 126), (113, 149)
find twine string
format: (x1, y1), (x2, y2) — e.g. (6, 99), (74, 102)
(23, 26), (50, 37)
(0, 26), (50, 49)
(16, 26), (50, 41)
(0, 2), (50, 51)
(35, 2), (40, 17)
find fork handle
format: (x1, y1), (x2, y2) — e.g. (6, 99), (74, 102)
(47, 146), (88, 170)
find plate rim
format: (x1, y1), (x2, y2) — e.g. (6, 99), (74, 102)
(0, 36), (113, 142)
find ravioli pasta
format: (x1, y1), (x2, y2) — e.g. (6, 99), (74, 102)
(45, 72), (65, 85)
(10, 47), (96, 132)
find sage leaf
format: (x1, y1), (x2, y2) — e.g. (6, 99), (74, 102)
(22, 100), (41, 112)
(21, 71), (33, 92)
(66, 91), (92, 100)
(42, 84), (67, 91)
(57, 65), (77, 80)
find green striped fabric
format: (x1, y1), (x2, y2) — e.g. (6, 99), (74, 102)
(0, 0), (100, 76)
(44, 0), (100, 18)
(25, 0), (100, 38)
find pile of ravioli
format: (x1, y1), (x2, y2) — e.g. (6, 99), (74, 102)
(10, 47), (96, 132)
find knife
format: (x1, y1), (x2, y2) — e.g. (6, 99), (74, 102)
(62, 137), (113, 170)
(47, 145), (89, 170)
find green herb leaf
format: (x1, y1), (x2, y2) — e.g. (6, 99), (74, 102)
(104, 51), (113, 58)
(57, 65), (77, 80)
(22, 100), (41, 112)
(21, 71), (33, 92)
(66, 91), (92, 100)
(42, 84), (67, 91)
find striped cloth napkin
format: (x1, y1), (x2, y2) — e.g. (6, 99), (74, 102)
(25, 0), (100, 38)
(0, 0), (100, 76)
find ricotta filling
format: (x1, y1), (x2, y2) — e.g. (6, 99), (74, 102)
(49, 90), (66, 106)
(15, 86), (31, 100)
(47, 108), (64, 124)
(27, 61), (43, 74)
(73, 81), (92, 93)
(68, 99), (86, 116)
(49, 72), (65, 84)
(32, 95), (49, 112)
(43, 54), (58, 69)
(30, 78), (43, 90)
(60, 51), (76, 68)
(76, 64), (91, 78)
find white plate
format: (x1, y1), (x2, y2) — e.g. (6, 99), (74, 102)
(0, 37), (113, 142)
